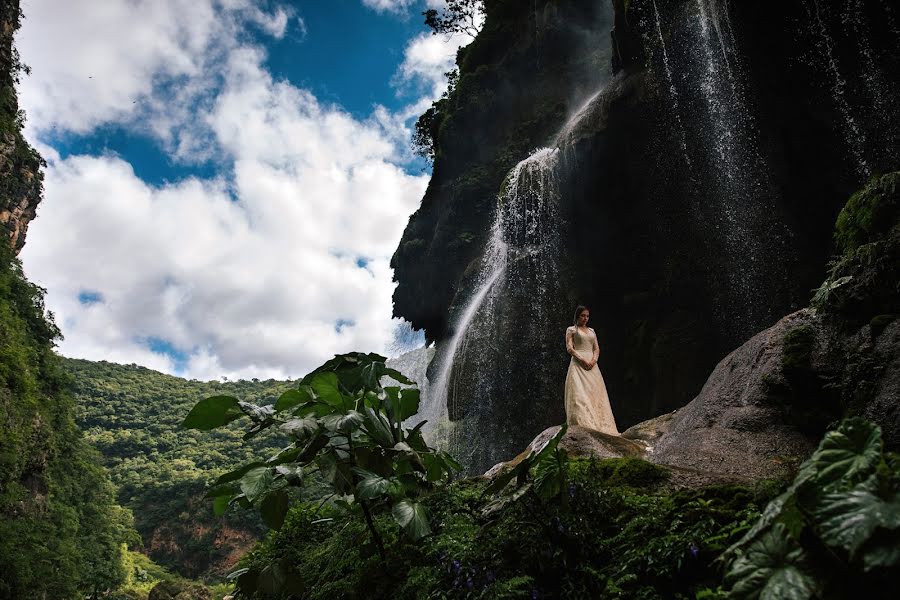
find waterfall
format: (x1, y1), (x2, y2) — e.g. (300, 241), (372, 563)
(424, 148), (564, 464)
(650, 0), (692, 167)
(647, 0), (790, 335)
(804, 0), (872, 178)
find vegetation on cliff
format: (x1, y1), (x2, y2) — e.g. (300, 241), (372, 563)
(66, 358), (295, 579)
(0, 249), (134, 598)
(0, 1), (136, 596)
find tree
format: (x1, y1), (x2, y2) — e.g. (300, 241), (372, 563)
(183, 353), (462, 597)
(424, 0), (484, 40)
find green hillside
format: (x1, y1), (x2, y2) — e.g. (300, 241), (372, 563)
(65, 358), (296, 579)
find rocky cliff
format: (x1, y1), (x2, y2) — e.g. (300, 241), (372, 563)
(0, 0), (41, 254)
(392, 0), (900, 472)
(0, 2), (131, 597)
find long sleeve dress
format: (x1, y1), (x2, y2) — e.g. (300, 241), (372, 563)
(564, 326), (619, 434)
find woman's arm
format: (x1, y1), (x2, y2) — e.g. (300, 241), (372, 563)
(591, 328), (600, 368)
(565, 327), (576, 357)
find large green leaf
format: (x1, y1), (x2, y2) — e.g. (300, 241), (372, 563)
(363, 406), (395, 447)
(358, 360), (385, 391)
(353, 468), (396, 501)
(274, 387), (313, 411)
(274, 464), (303, 485)
(213, 493), (233, 517)
(181, 395), (243, 430)
(726, 523), (820, 599)
(813, 476), (900, 567)
(281, 416), (319, 440)
(212, 461), (266, 486)
(296, 433), (330, 463)
(240, 466), (275, 503)
(260, 490), (290, 530)
(532, 447), (567, 502)
(406, 421), (429, 451)
(797, 418), (882, 491)
(392, 499), (431, 540)
(322, 410), (364, 433)
(396, 388), (421, 422)
(310, 371), (347, 409)
(266, 445), (300, 466)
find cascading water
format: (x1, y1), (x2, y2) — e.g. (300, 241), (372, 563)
(423, 147), (566, 469)
(803, 0), (872, 178)
(646, 0), (791, 336)
(649, 0), (692, 167)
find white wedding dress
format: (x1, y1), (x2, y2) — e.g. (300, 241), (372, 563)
(564, 326), (619, 434)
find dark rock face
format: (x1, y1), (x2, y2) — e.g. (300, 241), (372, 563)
(0, 0), (43, 254)
(393, 0), (900, 472)
(392, 0), (616, 342)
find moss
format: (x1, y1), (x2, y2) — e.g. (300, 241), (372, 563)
(834, 172), (900, 256)
(782, 324), (816, 373)
(570, 456), (669, 488)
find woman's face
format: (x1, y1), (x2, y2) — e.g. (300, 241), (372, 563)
(577, 310), (589, 327)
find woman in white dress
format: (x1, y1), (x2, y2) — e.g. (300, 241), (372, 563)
(564, 305), (619, 434)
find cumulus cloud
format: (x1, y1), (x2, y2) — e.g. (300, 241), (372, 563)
(16, 0), (294, 160)
(395, 30), (469, 100)
(18, 0), (429, 380)
(361, 0), (417, 14)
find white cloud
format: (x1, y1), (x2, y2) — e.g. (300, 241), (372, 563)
(395, 31), (469, 100)
(16, 0), (294, 158)
(361, 0), (417, 14)
(18, 0), (430, 381)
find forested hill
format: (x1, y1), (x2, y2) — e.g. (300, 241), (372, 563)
(64, 358), (295, 579)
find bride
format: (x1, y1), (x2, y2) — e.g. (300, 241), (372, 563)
(564, 305), (619, 435)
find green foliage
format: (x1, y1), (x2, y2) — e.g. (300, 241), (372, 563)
(423, 0), (484, 39)
(0, 246), (131, 598)
(484, 424), (569, 506)
(722, 418), (900, 598)
(184, 353), (460, 597)
(66, 358), (298, 579)
(812, 170), (900, 317)
(236, 457), (775, 598)
(834, 172), (900, 256)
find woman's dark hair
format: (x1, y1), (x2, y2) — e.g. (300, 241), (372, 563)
(573, 305), (589, 325)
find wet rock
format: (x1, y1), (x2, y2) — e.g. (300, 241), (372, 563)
(483, 424), (645, 478)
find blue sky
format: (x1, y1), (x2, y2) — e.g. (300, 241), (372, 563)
(17, 0), (468, 379)
(41, 1), (434, 186)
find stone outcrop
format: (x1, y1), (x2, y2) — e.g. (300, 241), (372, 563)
(0, 0), (42, 254)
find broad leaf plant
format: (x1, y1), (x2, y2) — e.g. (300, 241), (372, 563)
(181, 353), (461, 566)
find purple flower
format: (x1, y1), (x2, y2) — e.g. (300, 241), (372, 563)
(452, 559), (462, 574)
(466, 578), (474, 590)
(689, 544), (699, 557)
(532, 590), (540, 599)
